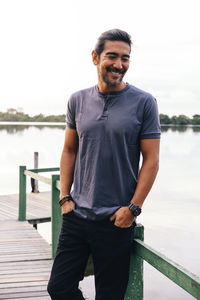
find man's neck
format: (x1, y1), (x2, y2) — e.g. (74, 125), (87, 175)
(97, 81), (127, 94)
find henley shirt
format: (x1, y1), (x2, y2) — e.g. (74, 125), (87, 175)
(66, 84), (161, 220)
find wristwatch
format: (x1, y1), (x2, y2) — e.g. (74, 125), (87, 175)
(128, 203), (142, 217)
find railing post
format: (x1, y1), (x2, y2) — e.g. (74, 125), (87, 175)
(19, 166), (27, 221)
(31, 152), (39, 193)
(125, 224), (144, 300)
(51, 174), (61, 259)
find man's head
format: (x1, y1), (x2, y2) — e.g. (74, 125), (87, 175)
(92, 29), (132, 92)
(94, 29), (132, 57)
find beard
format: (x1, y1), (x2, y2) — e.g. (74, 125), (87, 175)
(101, 67), (126, 87)
(102, 74), (123, 86)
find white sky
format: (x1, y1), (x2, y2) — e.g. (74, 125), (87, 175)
(0, 0), (200, 117)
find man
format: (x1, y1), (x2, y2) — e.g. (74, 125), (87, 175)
(48, 29), (160, 300)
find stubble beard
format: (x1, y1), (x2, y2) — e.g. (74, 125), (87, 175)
(101, 73), (124, 87)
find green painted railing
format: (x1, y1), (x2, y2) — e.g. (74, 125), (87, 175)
(19, 166), (60, 258)
(19, 166), (200, 299)
(125, 225), (200, 300)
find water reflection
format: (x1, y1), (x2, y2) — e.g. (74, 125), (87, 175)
(0, 123), (200, 134)
(0, 124), (66, 134)
(161, 125), (188, 132)
(161, 125), (200, 132)
(192, 126), (200, 132)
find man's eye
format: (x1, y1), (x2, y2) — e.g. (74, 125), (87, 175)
(122, 57), (129, 62)
(108, 56), (116, 60)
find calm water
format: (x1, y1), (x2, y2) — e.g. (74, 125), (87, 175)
(0, 123), (200, 299)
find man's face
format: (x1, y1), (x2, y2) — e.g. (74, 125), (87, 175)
(93, 40), (131, 91)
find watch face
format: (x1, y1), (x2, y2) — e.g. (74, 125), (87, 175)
(133, 208), (138, 216)
(135, 207), (141, 216)
(129, 204), (141, 216)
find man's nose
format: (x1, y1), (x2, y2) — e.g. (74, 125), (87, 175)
(113, 58), (123, 69)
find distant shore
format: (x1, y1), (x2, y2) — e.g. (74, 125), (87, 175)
(0, 121), (66, 125)
(1, 109), (200, 125)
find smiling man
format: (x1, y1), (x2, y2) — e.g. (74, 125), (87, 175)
(48, 29), (161, 300)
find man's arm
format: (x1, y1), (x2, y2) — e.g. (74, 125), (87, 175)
(60, 127), (78, 214)
(110, 138), (160, 227)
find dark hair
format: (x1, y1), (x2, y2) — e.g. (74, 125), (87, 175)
(95, 29), (132, 56)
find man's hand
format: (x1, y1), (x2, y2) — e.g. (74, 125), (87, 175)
(61, 200), (74, 215)
(110, 207), (135, 228)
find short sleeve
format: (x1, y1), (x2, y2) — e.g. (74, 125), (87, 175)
(66, 95), (76, 130)
(140, 96), (161, 139)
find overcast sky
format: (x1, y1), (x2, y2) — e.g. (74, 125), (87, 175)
(0, 0), (199, 117)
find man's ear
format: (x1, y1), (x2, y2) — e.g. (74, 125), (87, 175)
(92, 50), (99, 66)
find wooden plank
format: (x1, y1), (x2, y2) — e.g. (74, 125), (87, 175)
(0, 192), (51, 221)
(0, 275), (50, 284)
(0, 251), (51, 257)
(0, 256), (51, 263)
(0, 291), (48, 299)
(0, 268), (51, 276)
(0, 244), (50, 250)
(6, 296), (50, 300)
(0, 285), (48, 294)
(0, 192), (62, 299)
(0, 270), (50, 277)
(28, 193), (51, 202)
(0, 246), (51, 252)
(0, 217), (52, 300)
(0, 192), (51, 220)
(26, 198), (50, 208)
(0, 260), (52, 269)
(0, 224), (51, 270)
(0, 265), (51, 273)
(0, 281), (48, 289)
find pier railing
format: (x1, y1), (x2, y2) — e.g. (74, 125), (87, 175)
(19, 165), (60, 258)
(19, 165), (200, 300)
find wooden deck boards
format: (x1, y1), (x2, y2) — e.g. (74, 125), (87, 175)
(0, 193), (52, 299)
(0, 192), (51, 221)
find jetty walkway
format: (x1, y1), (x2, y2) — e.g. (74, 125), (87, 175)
(0, 192), (52, 300)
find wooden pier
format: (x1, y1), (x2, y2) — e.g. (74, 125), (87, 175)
(0, 192), (52, 300)
(1, 164), (200, 300)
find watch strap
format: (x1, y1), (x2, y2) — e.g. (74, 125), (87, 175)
(59, 195), (73, 207)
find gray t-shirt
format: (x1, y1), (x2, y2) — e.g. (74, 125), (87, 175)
(66, 84), (161, 220)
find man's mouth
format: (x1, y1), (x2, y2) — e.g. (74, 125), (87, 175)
(106, 67), (125, 75)
(111, 71), (120, 76)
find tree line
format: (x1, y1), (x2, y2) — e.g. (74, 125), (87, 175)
(0, 108), (66, 122)
(0, 108), (200, 125)
(159, 114), (200, 125)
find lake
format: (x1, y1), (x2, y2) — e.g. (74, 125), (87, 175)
(0, 123), (200, 299)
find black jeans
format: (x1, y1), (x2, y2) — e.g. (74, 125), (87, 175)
(47, 211), (134, 300)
